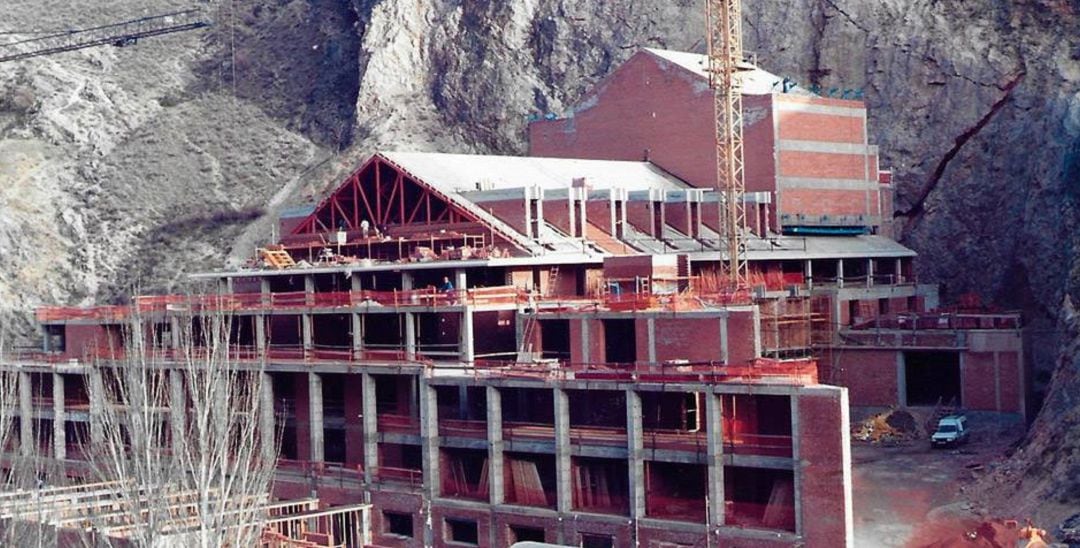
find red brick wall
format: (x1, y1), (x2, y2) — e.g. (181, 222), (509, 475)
(998, 351), (1022, 414)
(962, 352), (998, 411)
(781, 188), (868, 218)
(654, 318), (723, 363)
(529, 52), (718, 189)
(796, 387), (852, 547)
(778, 151), (867, 180)
(726, 310), (758, 365)
(429, 505), (492, 548)
(478, 199), (529, 236)
(777, 112), (865, 143)
(831, 350), (898, 407)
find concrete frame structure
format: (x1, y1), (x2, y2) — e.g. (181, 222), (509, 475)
(9, 47), (1026, 548)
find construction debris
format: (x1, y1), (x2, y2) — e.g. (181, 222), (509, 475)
(852, 408), (922, 444)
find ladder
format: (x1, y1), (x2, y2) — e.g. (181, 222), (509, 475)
(546, 265), (560, 297)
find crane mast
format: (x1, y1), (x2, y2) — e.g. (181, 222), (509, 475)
(706, 0), (748, 287)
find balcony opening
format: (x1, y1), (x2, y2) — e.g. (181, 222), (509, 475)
(227, 316), (257, 351)
(645, 461), (706, 522)
(440, 447), (489, 501)
(44, 325), (66, 353)
(724, 466), (796, 532)
(363, 314), (403, 356)
(313, 273), (348, 293)
(268, 315), (302, 357)
(473, 310), (517, 359)
(383, 511), (413, 538)
(509, 525), (545, 543)
(379, 442), (422, 485)
(501, 388), (553, 425)
(373, 374), (417, 418)
(271, 373), (300, 460)
(571, 457), (629, 515)
(504, 452), (556, 508)
(904, 351), (961, 407)
(312, 314), (352, 354)
(568, 390), (626, 432)
(65, 421), (89, 459)
(322, 374), (347, 465)
(268, 275), (304, 294)
(642, 392), (702, 432)
(539, 319), (571, 361)
(416, 312), (459, 358)
(602, 319), (636, 364)
(436, 386), (486, 422)
(444, 518), (479, 546)
(581, 533), (616, 548)
(721, 394), (792, 457)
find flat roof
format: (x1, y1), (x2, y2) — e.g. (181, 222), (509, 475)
(643, 48), (816, 96)
(381, 151), (689, 193)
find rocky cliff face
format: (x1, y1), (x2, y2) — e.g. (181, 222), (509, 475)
(1, 0), (1078, 520)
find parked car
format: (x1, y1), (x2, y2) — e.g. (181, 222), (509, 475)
(931, 415), (969, 448)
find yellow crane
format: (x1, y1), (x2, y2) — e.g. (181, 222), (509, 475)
(706, 0), (749, 287)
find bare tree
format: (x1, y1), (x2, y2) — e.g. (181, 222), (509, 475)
(80, 307), (278, 546)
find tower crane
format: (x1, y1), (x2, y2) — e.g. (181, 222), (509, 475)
(706, 0), (749, 287)
(0, 9), (209, 64)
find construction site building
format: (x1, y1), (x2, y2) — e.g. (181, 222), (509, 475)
(10, 48), (1026, 547)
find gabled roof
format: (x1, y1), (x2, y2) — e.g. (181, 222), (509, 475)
(380, 151), (689, 194)
(642, 48), (816, 97)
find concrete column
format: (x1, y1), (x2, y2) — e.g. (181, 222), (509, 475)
(260, 277), (271, 307)
(89, 368), (105, 445)
(836, 259), (845, 288)
(350, 272), (362, 292)
(867, 258), (874, 288)
(361, 373), (378, 483)
(304, 274), (315, 306)
(402, 271), (414, 291)
(309, 372), (324, 463)
(486, 386), (504, 505)
(351, 313), (364, 359)
(460, 308), (475, 364)
(53, 373), (66, 460)
(895, 258), (904, 284)
(454, 269), (468, 292)
(553, 387), (572, 513)
(302, 314), (313, 357)
(169, 369), (187, 450)
(404, 312), (417, 361)
(419, 378), (440, 499)
(626, 389), (645, 520)
(260, 372), (276, 464)
(18, 371), (33, 456)
(705, 392), (725, 528)
(805, 260), (813, 289)
(169, 317), (182, 351)
(254, 315), (267, 355)
(580, 318), (590, 364)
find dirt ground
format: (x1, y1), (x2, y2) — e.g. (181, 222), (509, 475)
(851, 410), (1028, 547)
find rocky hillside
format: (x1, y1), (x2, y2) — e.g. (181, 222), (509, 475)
(1, 0), (1078, 521)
